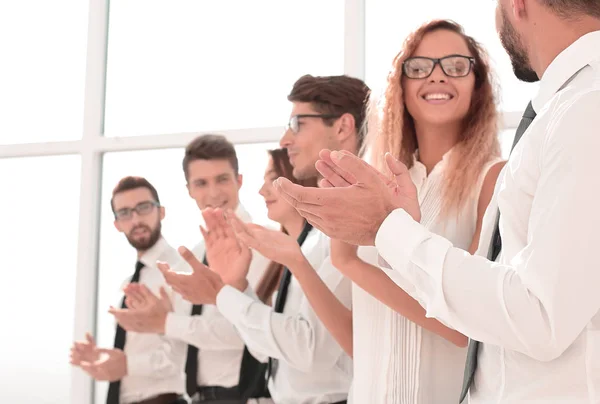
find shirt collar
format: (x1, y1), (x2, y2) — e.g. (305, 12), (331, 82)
(139, 236), (171, 269)
(532, 30), (600, 112)
(234, 202), (252, 223)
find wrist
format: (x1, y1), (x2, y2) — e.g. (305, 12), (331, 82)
(229, 278), (249, 292)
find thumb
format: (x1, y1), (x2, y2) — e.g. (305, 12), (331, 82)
(330, 150), (376, 184)
(385, 153), (411, 186)
(159, 286), (170, 302)
(156, 261), (171, 275)
(178, 246), (207, 273)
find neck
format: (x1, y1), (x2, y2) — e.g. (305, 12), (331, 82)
(414, 121), (460, 174)
(281, 212), (305, 240)
(137, 249), (145, 259)
(531, 17), (600, 77)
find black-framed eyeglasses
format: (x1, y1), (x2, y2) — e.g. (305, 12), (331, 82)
(402, 55), (475, 79)
(286, 114), (341, 134)
(114, 200), (160, 221)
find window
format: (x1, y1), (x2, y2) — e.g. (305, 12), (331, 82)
(103, 0), (346, 136)
(0, 156), (81, 403)
(365, 0), (539, 114)
(94, 142), (277, 402)
(0, 1), (88, 145)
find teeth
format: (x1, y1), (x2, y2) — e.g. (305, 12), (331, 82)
(424, 93), (451, 100)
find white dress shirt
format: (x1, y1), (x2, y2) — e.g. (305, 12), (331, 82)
(352, 154), (502, 404)
(216, 228), (353, 404)
(164, 204), (270, 388)
(375, 31), (600, 403)
(120, 237), (187, 404)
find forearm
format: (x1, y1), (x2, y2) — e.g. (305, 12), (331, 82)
(165, 311), (244, 351)
(342, 258), (466, 347)
(290, 257), (354, 357)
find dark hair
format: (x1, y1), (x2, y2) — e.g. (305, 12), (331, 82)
(254, 149), (318, 304)
(182, 134), (239, 181)
(288, 75), (371, 150)
(111, 176), (160, 213)
(540, 0), (600, 19)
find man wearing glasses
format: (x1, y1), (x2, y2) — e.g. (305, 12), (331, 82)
(70, 176), (188, 404)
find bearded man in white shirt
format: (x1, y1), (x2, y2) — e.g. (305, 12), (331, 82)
(70, 176), (188, 404)
(110, 134), (270, 404)
(272, 1), (600, 403)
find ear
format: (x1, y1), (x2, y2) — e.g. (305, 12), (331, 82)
(159, 206), (166, 220)
(114, 219), (124, 233)
(336, 113), (356, 142)
(236, 173), (243, 190)
(186, 182), (193, 199)
(512, 0), (526, 19)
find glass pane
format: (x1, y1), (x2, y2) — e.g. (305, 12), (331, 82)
(95, 142), (277, 402)
(365, 0), (539, 113)
(104, 1), (345, 137)
(0, 1), (88, 145)
(0, 156), (81, 402)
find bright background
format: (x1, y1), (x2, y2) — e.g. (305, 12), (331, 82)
(0, 1), (537, 403)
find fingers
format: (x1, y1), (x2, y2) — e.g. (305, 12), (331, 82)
(315, 149), (357, 187)
(274, 178), (326, 210)
(329, 150), (378, 184)
(319, 178), (334, 188)
(124, 284), (147, 309)
(156, 261), (171, 275)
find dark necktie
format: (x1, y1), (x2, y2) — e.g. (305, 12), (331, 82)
(106, 261), (145, 404)
(266, 222), (314, 382)
(459, 101), (536, 403)
(184, 254), (208, 397)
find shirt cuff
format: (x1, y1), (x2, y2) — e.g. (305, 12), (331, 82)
(164, 312), (190, 341)
(375, 208), (431, 273)
(216, 285), (256, 325)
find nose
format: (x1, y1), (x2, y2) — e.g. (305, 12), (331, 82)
(429, 63), (447, 83)
(280, 128), (293, 149)
(259, 181), (269, 198)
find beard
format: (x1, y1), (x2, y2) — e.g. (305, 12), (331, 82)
(500, 7), (540, 83)
(125, 222), (161, 251)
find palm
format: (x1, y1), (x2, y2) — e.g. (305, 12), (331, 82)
(245, 225), (301, 268)
(205, 237), (251, 283)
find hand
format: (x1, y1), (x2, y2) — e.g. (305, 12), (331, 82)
(109, 284), (172, 334)
(70, 333), (100, 366)
(201, 208), (252, 285)
(79, 347), (127, 382)
(228, 213), (304, 269)
(330, 239), (360, 274)
(158, 246), (232, 305)
(275, 150), (420, 246)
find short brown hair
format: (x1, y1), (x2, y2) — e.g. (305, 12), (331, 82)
(287, 75), (371, 150)
(182, 134), (239, 180)
(111, 176), (160, 213)
(540, 0), (600, 19)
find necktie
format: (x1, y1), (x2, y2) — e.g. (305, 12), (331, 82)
(106, 261), (145, 404)
(266, 222), (314, 382)
(184, 254), (208, 397)
(459, 101), (536, 403)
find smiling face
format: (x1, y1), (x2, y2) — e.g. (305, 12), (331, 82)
(186, 159), (242, 211)
(402, 29), (476, 128)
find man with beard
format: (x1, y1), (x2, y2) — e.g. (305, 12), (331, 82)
(70, 176), (188, 404)
(271, 1), (600, 403)
(109, 135), (270, 404)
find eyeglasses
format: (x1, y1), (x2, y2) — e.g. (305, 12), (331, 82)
(286, 114), (341, 134)
(402, 55), (475, 79)
(114, 201), (159, 221)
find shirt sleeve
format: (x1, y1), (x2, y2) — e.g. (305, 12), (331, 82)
(375, 90), (600, 362)
(215, 258), (352, 373)
(164, 293), (245, 351)
(126, 336), (186, 377)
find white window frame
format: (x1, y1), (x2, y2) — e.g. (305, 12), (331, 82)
(0, 1), (520, 402)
